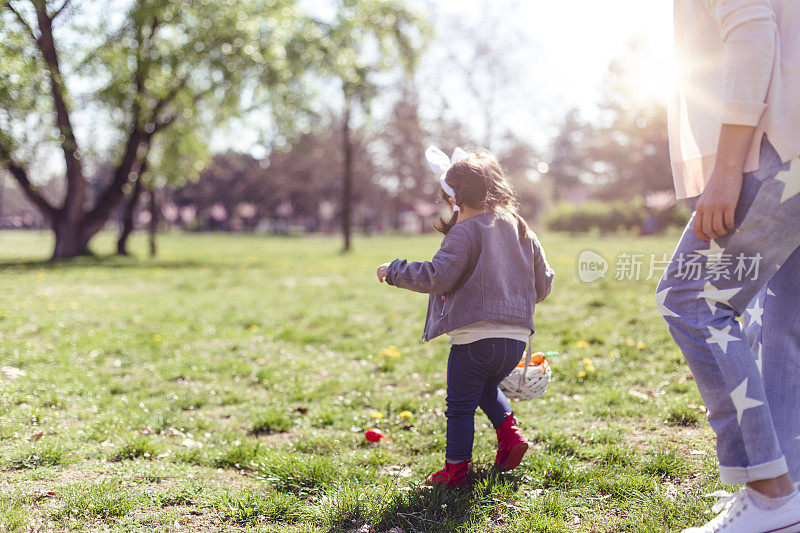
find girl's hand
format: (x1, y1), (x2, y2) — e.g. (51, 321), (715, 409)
(376, 263), (391, 283)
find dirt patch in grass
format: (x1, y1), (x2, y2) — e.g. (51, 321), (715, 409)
(622, 421), (713, 452)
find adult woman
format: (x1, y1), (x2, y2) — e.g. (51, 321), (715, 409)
(658, 1), (800, 531)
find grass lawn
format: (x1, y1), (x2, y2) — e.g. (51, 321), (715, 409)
(0, 229), (731, 532)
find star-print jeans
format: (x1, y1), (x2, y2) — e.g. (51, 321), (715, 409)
(657, 138), (800, 484)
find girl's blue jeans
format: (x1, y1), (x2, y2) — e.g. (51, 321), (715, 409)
(445, 337), (525, 461)
(657, 139), (800, 484)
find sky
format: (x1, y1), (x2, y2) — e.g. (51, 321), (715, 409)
(214, 0), (675, 158)
(512, 0), (673, 114)
(418, 0), (675, 149)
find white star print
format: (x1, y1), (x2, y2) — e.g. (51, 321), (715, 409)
(767, 288), (776, 297)
(656, 288), (679, 317)
(730, 378), (764, 425)
(698, 282), (741, 314)
(754, 343), (763, 376)
(777, 162), (800, 203)
(696, 240), (725, 264)
(746, 298), (764, 327)
(706, 324), (740, 353)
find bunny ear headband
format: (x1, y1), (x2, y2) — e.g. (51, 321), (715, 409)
(425, 145), (468, 212)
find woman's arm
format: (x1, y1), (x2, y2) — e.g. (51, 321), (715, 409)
(694, 124), (755, 241)
(695, 0), (776, 241)
(380, 226), (471, 294)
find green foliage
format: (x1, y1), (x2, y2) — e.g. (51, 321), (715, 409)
(251, 409), (293, 435)
(545, 197), (690, 234)
(212, 441), (262, 470)
(53, 481), (145, 522)
(641, 448), (691, 479)
(664, 403), (702, 427)
(1, 439), (66, 470)
(255, 452), (349, 496)
(218, 490), (306, 525)
(109, 435), (160, 462)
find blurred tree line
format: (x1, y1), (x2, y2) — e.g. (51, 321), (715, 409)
(1, 0), (684, 259)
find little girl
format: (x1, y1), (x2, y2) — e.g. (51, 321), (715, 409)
(377, 147), (554, 487)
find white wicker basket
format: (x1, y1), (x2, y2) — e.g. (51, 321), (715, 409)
(499, 345), (553, 400)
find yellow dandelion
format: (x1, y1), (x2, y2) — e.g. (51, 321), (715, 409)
(249, 324), (259, 332)
(153, 334), (162, 342)
(626, 340), (636, 347)
(575, 340), (588, 349)
(400, 410), (413, 418)
(370, 411), (383, 419)
(379, 346), (400, 359)
(578, 371), (587, 378)
(582, 357), (592, 365)
(586, 365), (596, 373)
(636, 342), (646, 350)
(0, 310), (8, 318)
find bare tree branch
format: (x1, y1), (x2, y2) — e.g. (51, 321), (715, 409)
(5, 2), (38, 41)
(0, 142), (56, 217)
(51, 0), (71, 18)
(32, 1), (85, 220)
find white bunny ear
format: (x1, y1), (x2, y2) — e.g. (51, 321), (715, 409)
(425, 144), (460, 212)
(425, 145), (451, 176)
(451, 147), (469, 163)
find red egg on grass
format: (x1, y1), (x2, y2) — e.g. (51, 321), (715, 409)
(365, 428), (390, 442)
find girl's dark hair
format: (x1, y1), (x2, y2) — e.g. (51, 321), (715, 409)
(433, 151), (530, 242)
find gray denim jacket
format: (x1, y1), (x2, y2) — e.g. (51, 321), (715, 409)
(385, 212), (554, 341)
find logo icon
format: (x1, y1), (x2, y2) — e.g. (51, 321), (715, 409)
(578, 250), (608, 283)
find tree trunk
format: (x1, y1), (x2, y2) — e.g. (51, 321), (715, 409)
(341, 97), (353, 252)
(0, 172), (5, 220)
(148, 187), (159, 258)
(52, 215), (91, 259)
(116, 176), (144, 255)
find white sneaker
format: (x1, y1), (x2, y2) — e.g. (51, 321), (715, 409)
(682, 489), (800, 533)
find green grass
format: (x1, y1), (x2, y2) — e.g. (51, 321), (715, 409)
(0, 229), (732, 531)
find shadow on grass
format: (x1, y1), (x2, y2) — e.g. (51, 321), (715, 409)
(367, 467), (523, 533)
(0, 255), (217, 271)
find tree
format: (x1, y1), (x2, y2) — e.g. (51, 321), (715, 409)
(377, 83), (432, 225)
(547, 108), (593, 201)
(589, 40), (672, 199)
(170, 114), (380, 233)
(438, 0), (534, 152)
(317, 0), (430, 251)
(116, 118), (209, 255)
(0, 0), (323, 258)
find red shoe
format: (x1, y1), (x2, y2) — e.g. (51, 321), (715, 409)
(425, 459), (470, 487)
(494, 413), (529, 471)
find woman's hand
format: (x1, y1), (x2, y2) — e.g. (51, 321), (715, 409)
(376, 262), (391, 283)
(693, 169), (743, 241)
(693, 124), (755, 242)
